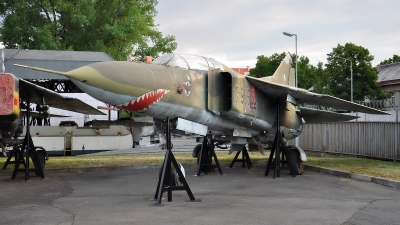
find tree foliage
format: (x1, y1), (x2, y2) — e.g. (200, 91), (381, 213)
(249, 52), (286, 78)
(250, 43), (389, 101)
(249, 52), (321, 90)
(296, 55), (322, 90)
(378, 54), (400, 65)
(325, 43), (388, 101)
(0, 0), (176, 61)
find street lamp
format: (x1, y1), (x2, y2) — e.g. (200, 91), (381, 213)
(283, 32), (299, 147)
(283, 32), (297, 87)
(327, 54), (353, 102)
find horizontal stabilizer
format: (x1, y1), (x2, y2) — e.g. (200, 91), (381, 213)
(21, 110), (70, 118)
(19, 79), (105, 115)
(300, 107), (358, 123)
(246, 76), (389, 115)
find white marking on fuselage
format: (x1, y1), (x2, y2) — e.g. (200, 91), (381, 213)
(284, 54), (291, 64)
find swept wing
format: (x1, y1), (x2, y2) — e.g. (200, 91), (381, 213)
(246, 76), (389, 115)
(299, 107), (358, 123)
(20, 109), (70, 117)
(19, 79), (105, 115)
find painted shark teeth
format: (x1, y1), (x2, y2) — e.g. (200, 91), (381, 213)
(119, 89), (170, 112)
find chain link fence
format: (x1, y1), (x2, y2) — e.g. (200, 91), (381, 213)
(303, 97), (395, 112)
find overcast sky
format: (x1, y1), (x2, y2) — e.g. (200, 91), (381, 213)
(155, 0), (400, 68)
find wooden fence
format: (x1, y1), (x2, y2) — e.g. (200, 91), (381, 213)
(288, 122), (399, 161)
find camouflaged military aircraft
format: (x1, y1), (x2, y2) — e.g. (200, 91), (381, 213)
(15, 53), (388, 174)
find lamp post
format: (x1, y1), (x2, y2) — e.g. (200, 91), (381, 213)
(283, 32), (297, 87)
(327, 54), (353, 102)
(283, 32), (299, 147)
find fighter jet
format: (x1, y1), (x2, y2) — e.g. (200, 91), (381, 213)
(14, 53), (388, 174)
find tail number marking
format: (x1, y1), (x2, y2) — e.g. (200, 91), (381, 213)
(235, 85), (256, 109)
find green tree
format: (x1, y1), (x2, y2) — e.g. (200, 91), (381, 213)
(0, 0), (176, 61)
(249, 52), (287, 78)
(378, 54), (400, 65)
(304, 61), (326, 93)
(296, 55), (321, 90)
(325, 43), (388, 101)
(249, 52), (319, 90)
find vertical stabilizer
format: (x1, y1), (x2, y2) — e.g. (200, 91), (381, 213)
(261, 54), (295, 86)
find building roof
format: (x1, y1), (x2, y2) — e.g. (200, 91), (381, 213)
(232, 67), (250, 75)
(3, 49), (113, 61)
(377, 62), (400, 85)
(1, 49), (114, 80)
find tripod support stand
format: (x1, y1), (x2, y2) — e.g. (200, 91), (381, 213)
(154, 118), (198, 205)
(265, 99), (296, 178)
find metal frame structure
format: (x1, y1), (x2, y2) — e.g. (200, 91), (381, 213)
(265, 99), (296, 178)
(2, 98), (46, 181)
(154, 118), (197, 204)
(28, 79), (83, 93)
(196, 135), (223, 176)
(229, 146), (253, 169)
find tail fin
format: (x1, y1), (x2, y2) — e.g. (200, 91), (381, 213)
(261, 53), (295, 86)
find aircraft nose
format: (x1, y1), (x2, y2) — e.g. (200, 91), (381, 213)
(64, 63), (130, 105)
(71, 61), (134, 90)
(65, 61), (159, 107)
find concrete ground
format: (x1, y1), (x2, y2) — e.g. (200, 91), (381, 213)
(1, 162), (400, 225)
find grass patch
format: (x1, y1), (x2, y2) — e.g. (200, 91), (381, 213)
(305, 153), (400, 181)
(0, 152), (268, 170)
(1, 152), (399, 181)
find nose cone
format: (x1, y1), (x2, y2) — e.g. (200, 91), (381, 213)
(65, 62), (129, 105)
(67, 62), (131, 92)
(65, 61), (158, 107)
(82, 61), (159, 94)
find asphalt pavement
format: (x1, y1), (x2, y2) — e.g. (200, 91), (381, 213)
(1, 162), (400, 225)
(1, 137), (400, 225)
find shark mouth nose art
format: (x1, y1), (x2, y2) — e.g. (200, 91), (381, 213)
(121, 89), (170, 112)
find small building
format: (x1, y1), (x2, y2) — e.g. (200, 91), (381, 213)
(232, 66), (250, 76)
(2, 49), (113, 92)
(377, 62), (400, 107)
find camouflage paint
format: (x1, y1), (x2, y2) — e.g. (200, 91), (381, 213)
(15, 55), (303, 142)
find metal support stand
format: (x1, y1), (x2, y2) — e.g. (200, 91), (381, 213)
(2, 98), (45, 181)
(229, 146), (253, 169)
(196, 135), (223, 176)
(265, 99), (296, 178)
(154, 118), (197, 205)
(2, 136), (22, 170)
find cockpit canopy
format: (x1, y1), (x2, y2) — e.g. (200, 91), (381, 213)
(153, 53), (225, 71)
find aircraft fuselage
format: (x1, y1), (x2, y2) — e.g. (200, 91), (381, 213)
(62, 54), (302, 141)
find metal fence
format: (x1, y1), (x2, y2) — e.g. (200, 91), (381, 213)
(303, 97), (395, 112)
(289, 122), (399, 161)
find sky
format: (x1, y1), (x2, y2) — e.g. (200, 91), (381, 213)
(154, 0), (400, 68)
